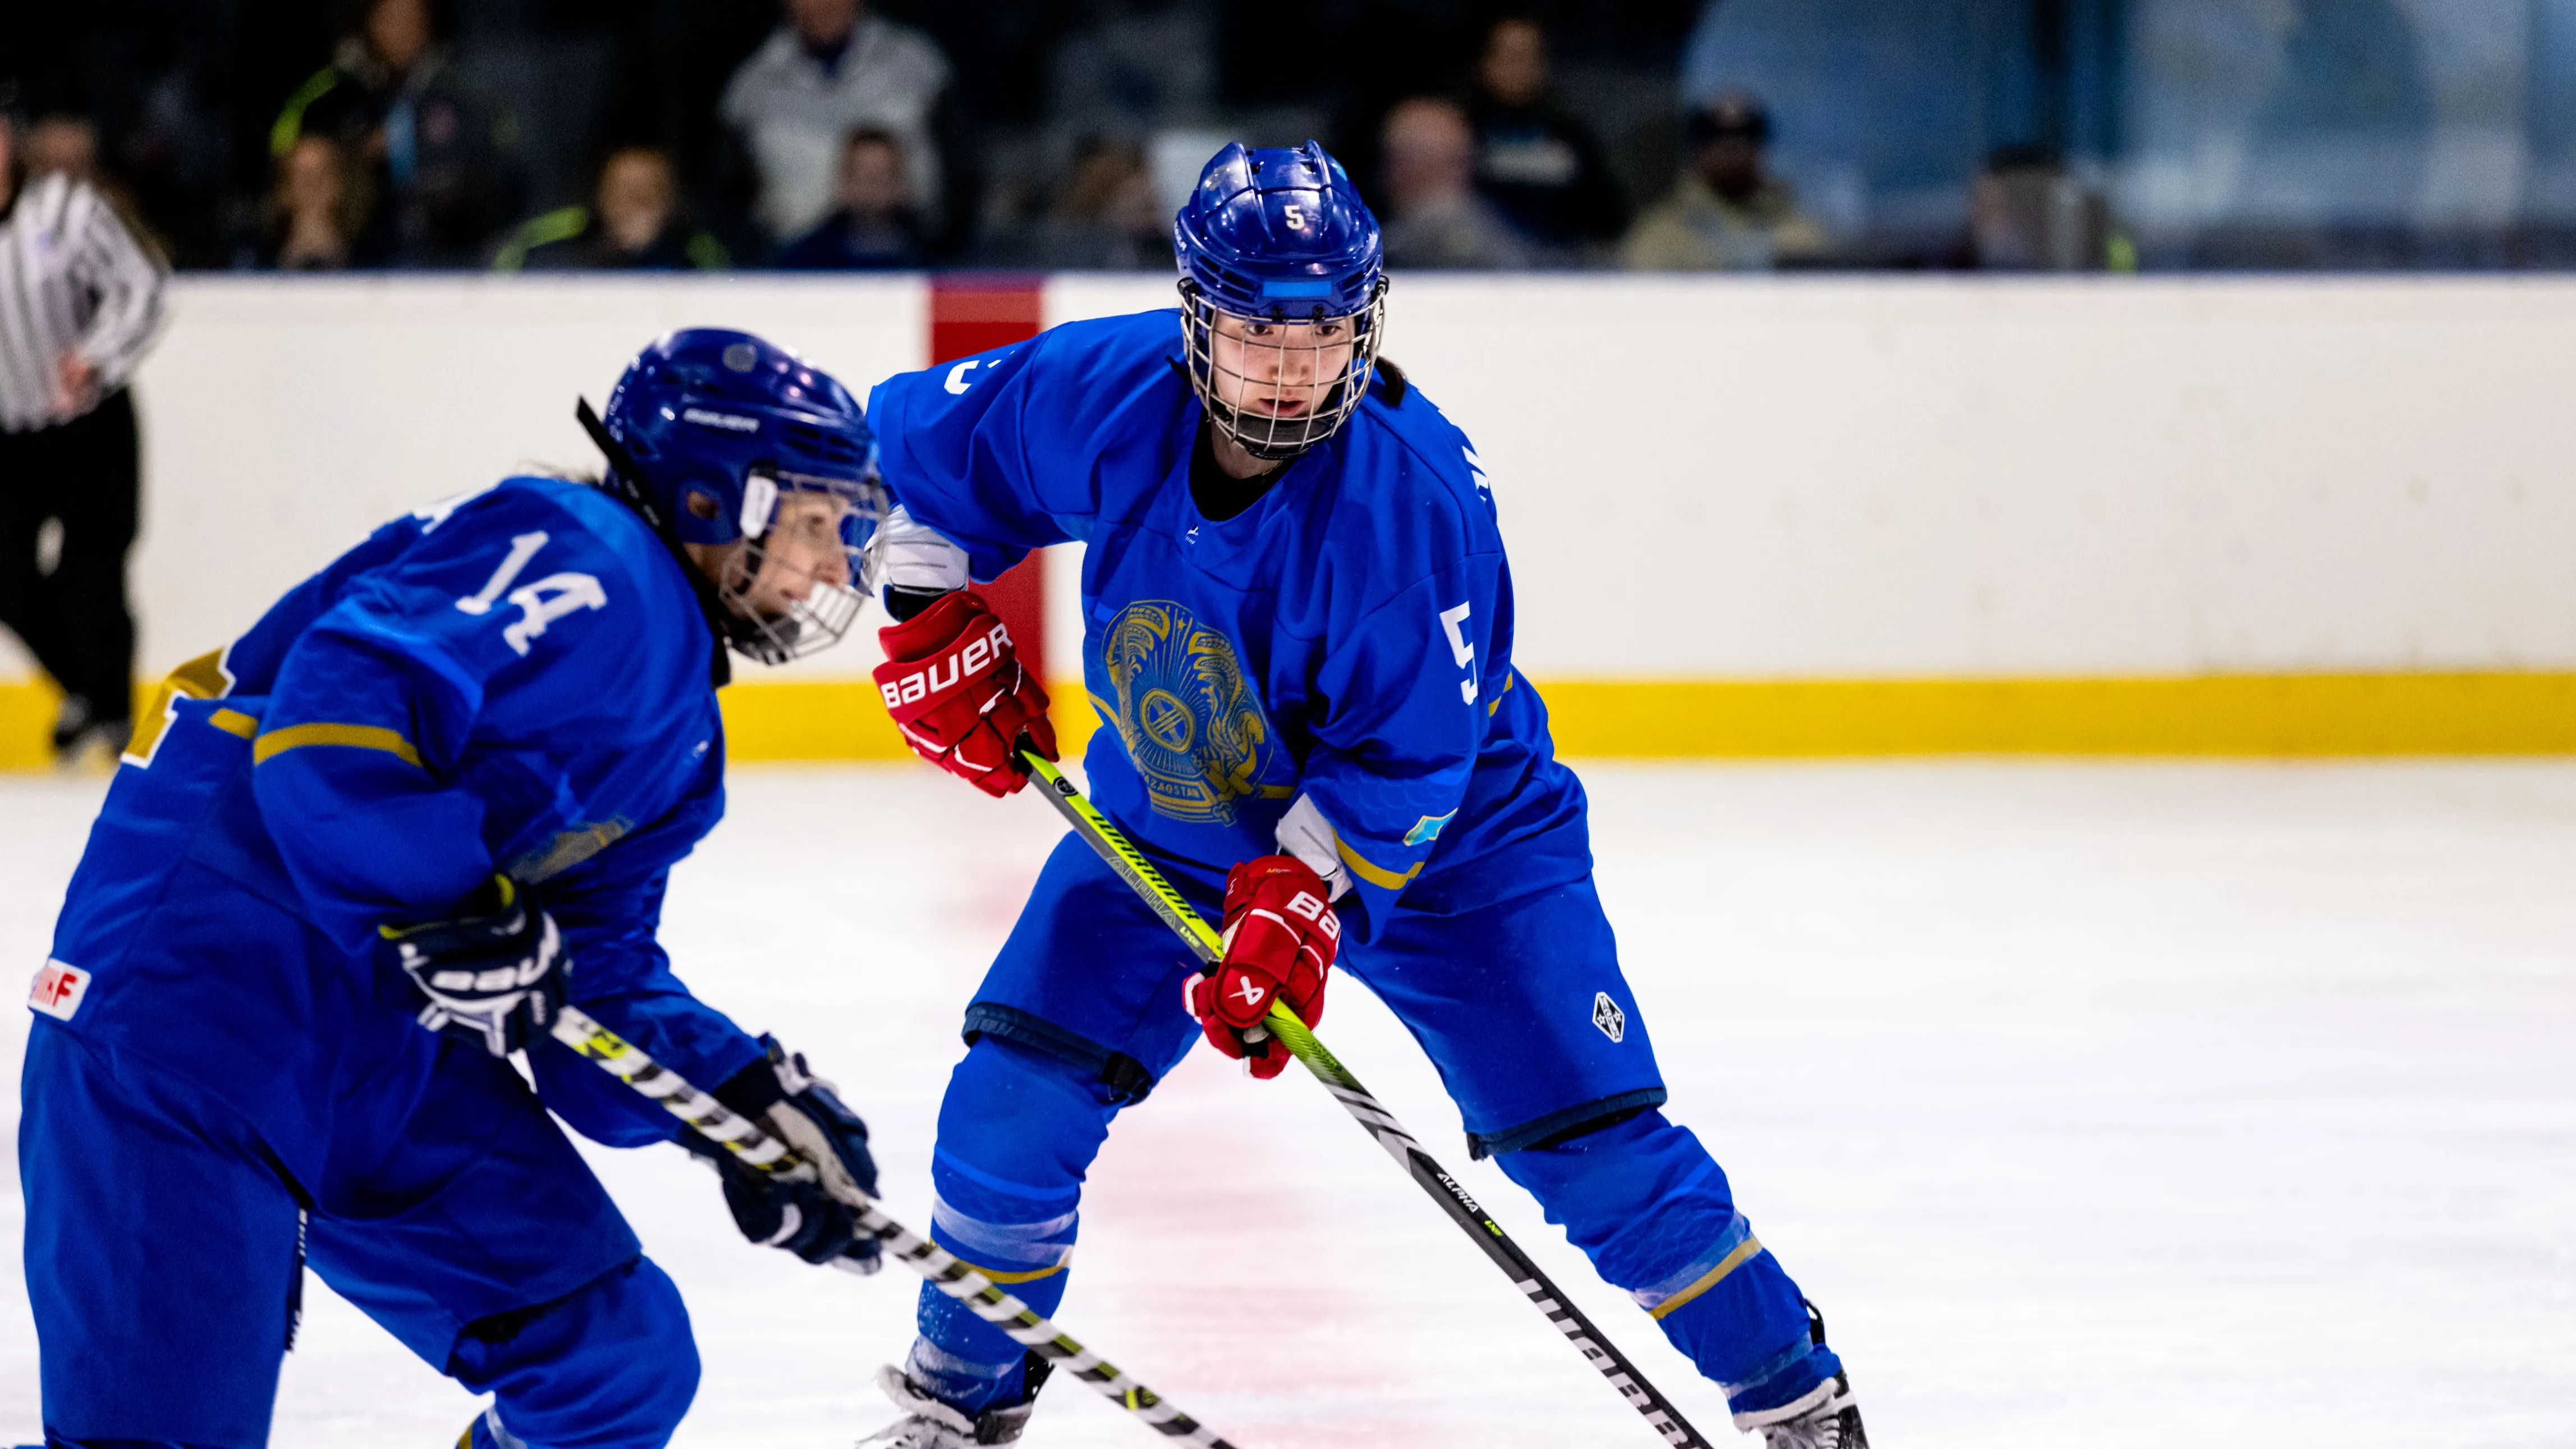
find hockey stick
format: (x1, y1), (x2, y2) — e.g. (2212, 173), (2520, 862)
(1018, 752), (1714, 1449)
(548, 1003), (1240, 1448)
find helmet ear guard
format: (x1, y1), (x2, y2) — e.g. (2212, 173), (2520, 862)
(658, 460), (755, 546)
(739, 472), (779, 539)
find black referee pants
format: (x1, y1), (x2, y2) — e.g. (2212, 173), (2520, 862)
(0, 387), (139, 726)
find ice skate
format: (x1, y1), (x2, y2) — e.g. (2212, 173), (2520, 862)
(856, 1361), (1046, 1448)
(1739, 1372), (1866, 1449)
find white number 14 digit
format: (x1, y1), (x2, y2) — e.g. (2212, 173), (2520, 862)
(456, 530), (607, 656)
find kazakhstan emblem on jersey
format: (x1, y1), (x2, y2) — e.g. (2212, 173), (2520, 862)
(1096, 600), (1286, 825)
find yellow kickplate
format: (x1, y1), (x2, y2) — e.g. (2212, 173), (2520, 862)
(16, 670), (2576, 771)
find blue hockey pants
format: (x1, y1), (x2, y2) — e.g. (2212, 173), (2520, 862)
(907, 834), (1840, 1422)
(20, 1019), (698, 1448)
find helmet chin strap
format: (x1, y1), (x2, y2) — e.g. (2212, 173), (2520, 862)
(575, 397), (671, 534)
(575, 396), (754, 682)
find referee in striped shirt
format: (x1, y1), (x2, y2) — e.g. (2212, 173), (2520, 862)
(0, 107), (168, 763)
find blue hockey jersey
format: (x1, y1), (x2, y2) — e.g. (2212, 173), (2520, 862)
(868, 309), (1590, 938)
(40, 476), (762, 1180)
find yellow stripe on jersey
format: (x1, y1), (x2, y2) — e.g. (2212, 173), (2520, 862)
(253, 722), (425, 769)
(1333, 834), (1424, 892)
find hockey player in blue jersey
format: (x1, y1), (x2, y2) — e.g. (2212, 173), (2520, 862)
(851, 142), (1868, 1448)
(20, 329), (892, 1448)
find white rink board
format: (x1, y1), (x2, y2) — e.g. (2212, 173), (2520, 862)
(80, 275), (924, 686)
(1, 760), (2571, 1446)
(17, 272), (2576, 686)
(1055, 273), (2576, 679)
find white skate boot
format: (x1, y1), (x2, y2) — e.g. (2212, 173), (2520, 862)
(1736, 1370), (1866, 1449)
(855, 1359), (1048, 1448)
(1734, 1301), (1866, 1449)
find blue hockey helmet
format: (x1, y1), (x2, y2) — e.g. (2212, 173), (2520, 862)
(1172, 141), (1387, 461)
(592, 328), (886, 664)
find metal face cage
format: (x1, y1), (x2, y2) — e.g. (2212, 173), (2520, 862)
(1177, 278), (1387, 462)
(717, 467), (888, 666)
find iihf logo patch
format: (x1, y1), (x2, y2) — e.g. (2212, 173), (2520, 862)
(1591, 991), (1626, 1043)
(29, 960), (90, 1021)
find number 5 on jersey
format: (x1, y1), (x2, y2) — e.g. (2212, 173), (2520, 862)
(1439, 601), (1477, 705)
(456, 530), (608, 656)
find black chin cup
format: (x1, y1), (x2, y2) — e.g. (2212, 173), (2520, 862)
(1204, 388), (1350, 461)
(720, 609), (795, 667)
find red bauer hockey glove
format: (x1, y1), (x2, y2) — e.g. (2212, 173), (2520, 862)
(1184, 855), (1340, 1079)
(874, 591), (1056, 797)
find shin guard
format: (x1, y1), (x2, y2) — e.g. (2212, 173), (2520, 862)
(910, 1037), (1120, 1412)
(1492, 1111), (1840, 1419)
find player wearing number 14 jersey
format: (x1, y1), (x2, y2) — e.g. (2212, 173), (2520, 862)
(20, 330), (893, 1447)
(854, 141), (1867, 1447)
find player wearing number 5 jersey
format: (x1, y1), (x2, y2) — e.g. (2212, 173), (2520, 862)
(21, 329), (891, 1448)
(855, 141), (1866, 1448)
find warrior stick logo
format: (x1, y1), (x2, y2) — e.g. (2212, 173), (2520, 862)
(1593, 992), (1627, 1043)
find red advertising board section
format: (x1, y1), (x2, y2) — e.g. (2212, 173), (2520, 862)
(928, 278), (1048, 722)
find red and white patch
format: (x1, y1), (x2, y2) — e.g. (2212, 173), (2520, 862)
(29, 960), (90, 1021)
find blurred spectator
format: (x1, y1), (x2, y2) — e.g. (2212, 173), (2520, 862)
(1969, 145), (2114, 271)
(1621, 93), (1824, 271)
(269, 0), (523, 267)
(722, 0), (955, 251)
(494, 148), (727, 273)
(775, 128), (921, 269)
(1049, 2), (1214, 141)
(260, 135), (369, 270)
(0, 109), (169, 763)
(1463, 15), (1628, 251)
(1028, 137), (1166, 270)
(23, 116), (100, 184)
(1379, 97), (1531, 270)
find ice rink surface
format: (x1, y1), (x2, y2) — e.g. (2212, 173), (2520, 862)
(1, 759), (2571, 1447)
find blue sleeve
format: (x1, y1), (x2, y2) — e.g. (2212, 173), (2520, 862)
(1302, 548), (1509, 938)
(249, 488), (620, 950)
(522, 782), (766, 1149)
(245, 482), (764, 1149)
(867, 333), (1079, 580)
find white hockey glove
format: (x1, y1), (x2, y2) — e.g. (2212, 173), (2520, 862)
(379, 874), (565, 1057)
